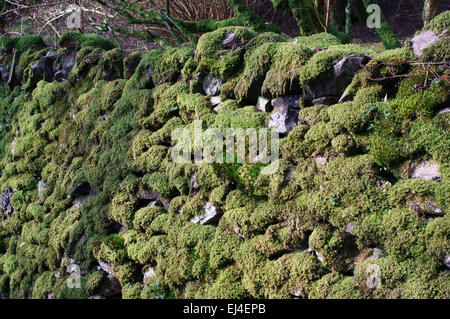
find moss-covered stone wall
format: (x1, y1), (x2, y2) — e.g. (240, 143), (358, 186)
(0, 12), (448, 299)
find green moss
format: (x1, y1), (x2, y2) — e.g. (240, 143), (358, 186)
(420, 37), (450, 62)
(206, 266), (246, 298)
(293, 32), (342, 49)
(142, 172), (173, 199)
(100, 79), (126, 111)
(261, 43), (312, 98)
(33, 80), (68, 110)
(234, 42), (276, 104)
(133, 206), (166, 232)
(97, 48), (124, 81)
(361, 0), (401, 49)
(195, 27), (257, 59)
(58, 32), (116, 50)
(310, 273), (361, 299)
(381, 208), (426, 260)
(176, 93), (214, 125)
(300, 45), (374, 86)
(0, 35), (45, 52)
(422, 10), (450, 34)
(155, 44), (194, 84)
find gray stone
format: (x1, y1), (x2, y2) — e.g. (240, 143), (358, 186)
(203, 75), (222, 96)
(268, 96), (302, 133)
(0, 187), (15, 219)
(139, 189), (170, 211)
(345, 222), (357, 236)
(28, 55), (55, 88)
(408, 197), (443, 218)
(304, 55), (371, 105)
(190, 202), (222, 225)
(0, 65), (9, 85)
(411, 30), (448, 57)
(256, 96), (271, 112)
(438, 107), (450, 114)
(38, 181), (47, 201)
(222, 33), (239, 47)
(411, 161), (441, 181)
(268, 107), (300, 134)
(210, 96), (222, 106)
(271, 96), (301, 110)
(190, 174), (199, 190)
(233, 225), (244, 239)
(370, 248), (385, 260)
(444, 255), (450, 269)
(10, 136), (17, 155)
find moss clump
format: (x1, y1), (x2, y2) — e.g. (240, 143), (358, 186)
(0, 35), (45, 52)
(300, 45), (374, 86)
(154, 44), (194, 84)
(58, 32), (116, 51)
(145, 82), (189, 129)
(133, 206), (166, 232)
(142, 173), (173, 199)
(261, 43), (312, 98)
(32, 80), (68, 110)
(176, 93), (214, 125)
(195, 26), (257, 59)
(422, 10), (450, 34)
(293, 32), (342, 49)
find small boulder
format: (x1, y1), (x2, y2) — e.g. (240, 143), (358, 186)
(256, 96), (272, 112)
(97, 271), (121, 297)
(304, 55), (371, 105)
(444, 255), (450, 269)
(139, 189), (170, 211)
(28, 54), (55, 87)
(210, 96), (222, 106)
(38, 181), (47, 201)
(203, 75), (222, 96)
(268, 96), (302, 134)
(411, 30), (448, 57)
(190, 202), (222, 225)
(222, 33), (240, 47)
(0, 187), (15, 219)
(411, 161), (441, 181)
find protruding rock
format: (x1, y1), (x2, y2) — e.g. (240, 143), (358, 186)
(438, 107), (450, 114)
(345, 222), (357, 236)
(411, 29), (448, 57)
(411, 161), (441, 181)
(370, 248), (385, 260)
(28, 54), (55, 87)
(203, 75), (222, 96)
(408, 197), (443, 218)
(38, 181), (47, 201)
(97, 270), (121, 297)
(304, 55), (371, 105)
(222, 33), (239, 47)
(139, 189), (170, 211)
(271, 96), (301, 110)
(143, 267), (156, 286)
(0, 187), (15, 219)
(256, 96), (271, 112)
(444, 255), (450, 269)
(268, 96), (302, 133)
(190, 202), (222, 225)
(210, 96), (222, 106)
(190, 174), (199, 190)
